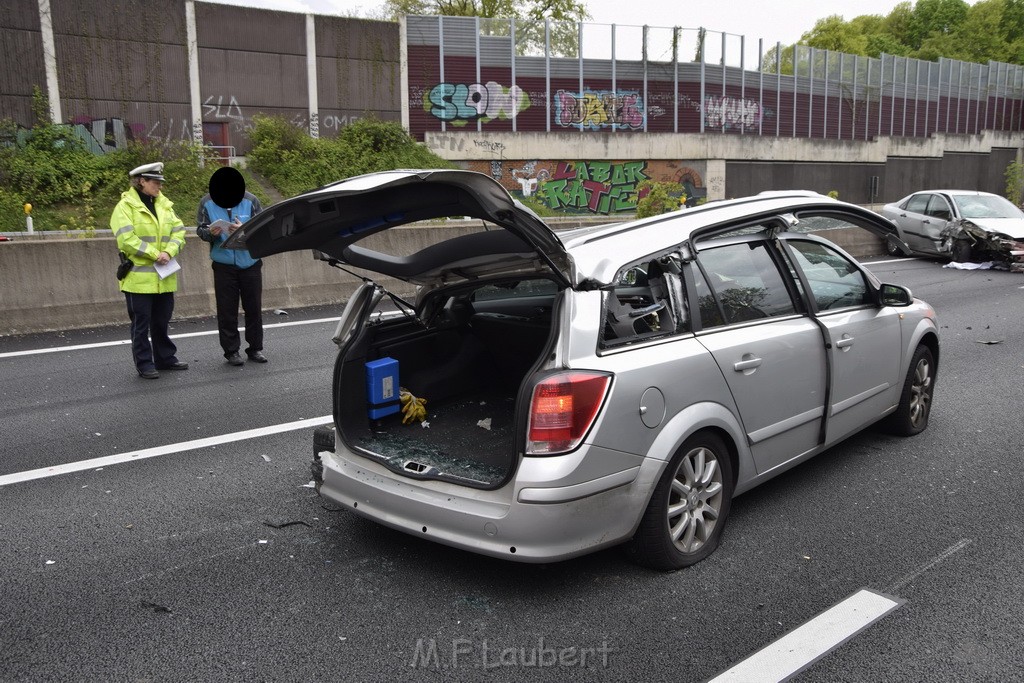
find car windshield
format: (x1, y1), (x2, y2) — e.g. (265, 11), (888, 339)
(951, 194), (1023, 219)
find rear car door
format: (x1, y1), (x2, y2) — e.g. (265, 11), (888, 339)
(691, 237), (827, 475)
(782, 237), (902, 445)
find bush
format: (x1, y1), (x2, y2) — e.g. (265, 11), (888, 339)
(635, 180), (686, 219)
(246, 115), (454, 196)
(1005, 160), (1024, 205)
(0, 98), (451, 232)
(0, 90), (106, 230)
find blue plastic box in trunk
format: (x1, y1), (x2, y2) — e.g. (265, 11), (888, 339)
(365, 357), (400, 419)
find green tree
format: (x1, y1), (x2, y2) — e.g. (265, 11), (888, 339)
(382, 0), (587, 23)
(801, 15), (870, 54)
(908, 0), (970, 49)
(1002, 0), (1024, 40)
(382, 0), (589, 56)
(881, 2), (917, 47)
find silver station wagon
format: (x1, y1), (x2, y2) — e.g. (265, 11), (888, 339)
(229, 170), (939, 570)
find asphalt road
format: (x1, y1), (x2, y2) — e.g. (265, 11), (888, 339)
(1, 259), (1022, 682)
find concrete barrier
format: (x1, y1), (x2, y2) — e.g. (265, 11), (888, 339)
(0, 222), (885, 337)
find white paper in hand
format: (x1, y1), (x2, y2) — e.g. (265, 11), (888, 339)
(154, 257), (181, 280)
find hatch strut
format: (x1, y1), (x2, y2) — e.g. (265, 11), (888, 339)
(321, 258), (417, 318)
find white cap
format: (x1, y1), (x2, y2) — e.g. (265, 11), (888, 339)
(129, 162), (165, 180)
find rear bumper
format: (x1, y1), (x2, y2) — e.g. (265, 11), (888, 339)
(315, 447), (662, 563)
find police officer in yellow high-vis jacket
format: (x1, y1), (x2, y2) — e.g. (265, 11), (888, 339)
(110, 162), (189, 379)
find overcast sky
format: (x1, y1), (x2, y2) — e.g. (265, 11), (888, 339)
(201, 0), (956, 48)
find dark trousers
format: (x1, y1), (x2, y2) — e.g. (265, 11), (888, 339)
(212, 260), (263, 357)
(125, 292), (178, 372)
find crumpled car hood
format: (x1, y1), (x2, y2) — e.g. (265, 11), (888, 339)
(964, 218), (1024, 239)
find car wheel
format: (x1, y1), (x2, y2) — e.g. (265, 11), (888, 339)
(951, 238), (972, 263)
(628, 433), (734, 570)
(885, 237), (904, 257)
(882, 344), (935, 436)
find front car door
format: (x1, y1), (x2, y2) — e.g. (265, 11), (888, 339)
(781, 236), (902, 444)
(899, 193), (935, 252)
(921, 194), (955, 252)
(690, 235), (827, 475)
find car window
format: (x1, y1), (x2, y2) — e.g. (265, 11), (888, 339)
(952, 194), (1023, 219)
(905, 194), (930, 214)
(786, 240), (870, 311)
(692, 264), (725, 328)
(695, 242), (797, 326)
(602, 254), (690, 346)
(925, 195), (952, 220)
(472, 279), (558, 302)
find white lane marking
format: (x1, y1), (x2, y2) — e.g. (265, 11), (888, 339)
(0, 317), (342, 359)
(708, 589), (902, 683)
(0, 415), (333, 487)
(884, 539), (972, 593)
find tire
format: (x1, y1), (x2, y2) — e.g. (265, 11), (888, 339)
(628, 433), (734, 570)
(885, 237), (904, 257)
(951, 238), (972, 263)
(882, 344), (935, 436)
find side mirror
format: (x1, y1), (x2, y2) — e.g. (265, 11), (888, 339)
(879, 283), (913, 307)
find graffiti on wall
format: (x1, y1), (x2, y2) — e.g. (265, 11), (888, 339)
(703, 96), (765, 129)
(540, 161), (648, 212)
(677, 95), (773, 130)
(554, 90), (644, 130)
(425, 82), (530, 124)
(62, 94), (369, 153)
(203, 95), (244, 121)
(467, 160), (706, 215)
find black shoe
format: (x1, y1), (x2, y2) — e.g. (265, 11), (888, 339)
(226, 352), (245, 366)
(139, 368), (160, 379)
(160, 361), (189, 371)
(247, 351), (268, 363)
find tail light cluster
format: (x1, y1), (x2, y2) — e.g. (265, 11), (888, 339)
(526, 371), (612, 455)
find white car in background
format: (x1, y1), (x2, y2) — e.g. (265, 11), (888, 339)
(880, 189), (1024, 262)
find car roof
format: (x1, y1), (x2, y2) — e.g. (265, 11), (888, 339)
(908, 189), (999, 196)
(562, 193), (893, 283)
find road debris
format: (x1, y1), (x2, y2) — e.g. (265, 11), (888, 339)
(140, 600), (172, 614)
(263, 519), (311, 529)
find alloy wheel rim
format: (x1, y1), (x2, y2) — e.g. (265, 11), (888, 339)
(909, 357), (932, 428)
(667, 446), (723, 554)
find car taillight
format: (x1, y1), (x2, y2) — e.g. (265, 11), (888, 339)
(527, 371), (612, 455)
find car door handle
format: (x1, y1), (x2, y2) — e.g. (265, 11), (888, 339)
(733, 357), (763, 372)
(922, 219), (931, 224)
(836, 336), (855, 349)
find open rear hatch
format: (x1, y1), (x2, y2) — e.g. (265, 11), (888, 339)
(225, 170), (572, 488)
(225, 169), (571, 288)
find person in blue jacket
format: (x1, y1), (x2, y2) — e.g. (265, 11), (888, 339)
(196, 167), (267, 366)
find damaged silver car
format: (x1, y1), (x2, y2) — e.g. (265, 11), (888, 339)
(227, 170), (939, 569)
(881, 189), (1024, 269)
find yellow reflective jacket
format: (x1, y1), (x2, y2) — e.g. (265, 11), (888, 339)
(109, 188), (186, 294)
